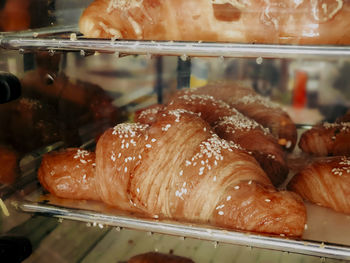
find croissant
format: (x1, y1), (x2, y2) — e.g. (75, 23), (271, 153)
(39, 109), (306, 236)
(299, 122), (350, 156)
(136, 93), (288, 186)
(79, 0), (350, 44)
(288, 156), (350, 214)
(128, 252), (194, 263)
(189, 82), (297, 151)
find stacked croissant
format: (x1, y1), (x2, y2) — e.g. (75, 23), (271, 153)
(289, 111), (350, 215)
(39, 81), (308, 237)
(79, 0), (350, 44)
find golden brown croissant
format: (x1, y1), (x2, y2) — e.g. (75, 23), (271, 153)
(39, 109), (306, 236)
(128, 252), (194, 263)
(288, 156), (350, 214)
(136, 93), (288, 186)
(189, 82), (297, 151)
(299, 122), (350, 156)
(79, 0), (350, 44)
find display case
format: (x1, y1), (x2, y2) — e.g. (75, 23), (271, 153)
(1, 1), (350, 262)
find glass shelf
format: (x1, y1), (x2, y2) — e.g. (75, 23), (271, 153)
(2, 27), (350, 59)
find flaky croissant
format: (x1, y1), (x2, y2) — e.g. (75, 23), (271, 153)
(38, 109), (306, 236)
(299, 122), (350, 157)
(189, 82), (297, 151)
(136, 92), (288, 186)
(288, 156), (350, 214)
(79, 0), (350, 44)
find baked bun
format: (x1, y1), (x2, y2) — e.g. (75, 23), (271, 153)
(79, 0), (350, 44)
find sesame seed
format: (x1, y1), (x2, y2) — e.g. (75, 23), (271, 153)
(216, 204), (225, 210)
(235, 94), (281, 110)
(213, 176), (217, 182)
(124, 167), (128, 173)
(74, 149), (90, 159)
(146, 144), (152, 148)
(234, 185), (240, 190)
(80, 159), (87, 164)
(218, 211), (224, 215)
(265, 199), (271, 203)
(151, 138), (156, 142)
(137, 188), (140, 193)
(179, 170), (183, 176)
(226, 196), (231, 201)
(118, 153), (122, 158)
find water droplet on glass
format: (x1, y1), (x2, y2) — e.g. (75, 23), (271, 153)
(256, 57), (263, 64)
(181, 54), (188, 61)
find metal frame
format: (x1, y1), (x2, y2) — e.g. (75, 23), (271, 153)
(16, 201), (350, 261)
(1, 28), (350, 59)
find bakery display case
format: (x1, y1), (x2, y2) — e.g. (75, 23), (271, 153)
(1, 1), (350, 262)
